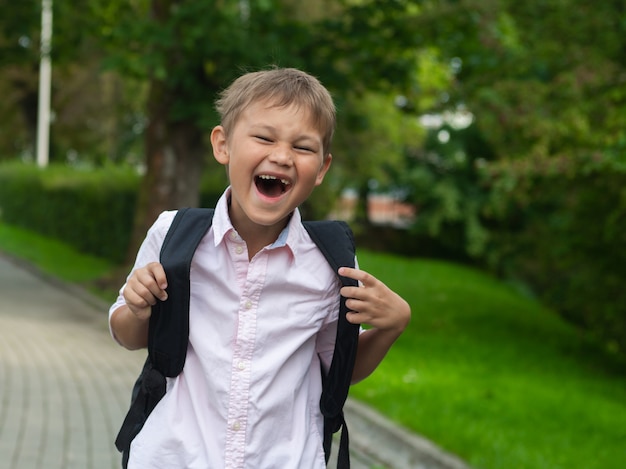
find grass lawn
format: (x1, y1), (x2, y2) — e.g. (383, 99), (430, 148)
(0, 223), (121, 300)
(1, 222), (625, 468)
(353, 250), (626, 469)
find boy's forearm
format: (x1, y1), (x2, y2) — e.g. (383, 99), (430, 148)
(110, 305), (150, 350)
(351, 327), (403, 384)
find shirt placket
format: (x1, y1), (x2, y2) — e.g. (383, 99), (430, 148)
(224, 232), (267, 469)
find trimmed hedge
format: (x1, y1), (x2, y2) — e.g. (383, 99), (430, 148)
(0, 163), (139, 264)
(0, 162), (227, 264)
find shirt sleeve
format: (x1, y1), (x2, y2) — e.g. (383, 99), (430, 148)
(108, 211), (176, 339)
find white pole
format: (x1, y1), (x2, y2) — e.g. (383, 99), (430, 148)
(36, 0), (53, 168)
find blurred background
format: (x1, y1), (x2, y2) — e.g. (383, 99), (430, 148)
(0, 1), (624, 468)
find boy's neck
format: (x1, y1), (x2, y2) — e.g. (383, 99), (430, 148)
(228, 204), (292, 259)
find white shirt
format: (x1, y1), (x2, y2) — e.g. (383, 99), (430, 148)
(110, 189), (341, 468)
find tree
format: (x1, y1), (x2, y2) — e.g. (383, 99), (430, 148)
(100, 0), (429, 260)
(411, 0), (626, 162)
(100, 0), (317, 260)
(0, 0), (142, 162)
(409, 0), (626, 353)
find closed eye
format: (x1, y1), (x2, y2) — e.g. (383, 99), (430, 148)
(254, 135), (273, 143)
(295, 146), (315, 153)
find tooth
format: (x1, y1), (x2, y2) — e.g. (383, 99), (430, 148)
(258, 175), (290, 185)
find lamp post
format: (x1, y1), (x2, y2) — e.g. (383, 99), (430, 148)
(36, 0), (53, 168)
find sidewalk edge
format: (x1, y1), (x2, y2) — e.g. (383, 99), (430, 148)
(344, 399), (472, 469)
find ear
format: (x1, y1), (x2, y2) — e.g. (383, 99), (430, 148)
(314, 153), (332, 186)
(211, 125), (229, 165)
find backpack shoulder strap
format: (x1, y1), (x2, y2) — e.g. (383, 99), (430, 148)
(149, 207), (215, 376)
(116, 207), (214, 461)
(303, 220), (360, 468)
(303, 220), (359, 413)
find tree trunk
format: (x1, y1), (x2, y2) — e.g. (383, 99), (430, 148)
(125, 79), (206, 264)
(124, 0), (207, 264)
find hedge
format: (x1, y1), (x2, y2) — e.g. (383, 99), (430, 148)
(0, 162), (225, 264)
(0, 163), (139, 263)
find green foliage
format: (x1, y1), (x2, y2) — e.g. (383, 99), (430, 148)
(400, 122), (494, 259)
(0, 1), (148, 163)
(483, 153), (626, 356)
(0, 162), (139, 263)
(332, 92), (425, 195)
(0, 0), (102, 67)
(410, 0), (626, 357)
(312, 0), (424, 95)
(99, 0), (317, 128)
(415, 0), (626, 160)
(352, 250), (626, 469)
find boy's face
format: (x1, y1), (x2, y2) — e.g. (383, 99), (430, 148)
(211, 99), (332, 233)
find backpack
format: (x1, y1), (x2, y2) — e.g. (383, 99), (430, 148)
(115, 207), (360, 468)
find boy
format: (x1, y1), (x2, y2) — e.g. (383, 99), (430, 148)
(109, 67), (411, 468)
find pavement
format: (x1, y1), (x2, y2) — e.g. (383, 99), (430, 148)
(0, 252), (472, 469)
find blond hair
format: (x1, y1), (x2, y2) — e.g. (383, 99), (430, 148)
(215, 67), (336, 155)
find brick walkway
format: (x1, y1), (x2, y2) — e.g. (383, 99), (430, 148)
(0, 255), (145, 469)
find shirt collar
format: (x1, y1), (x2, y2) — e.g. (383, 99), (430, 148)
(212, 187), (303, 254)
(211, 188), (234, 246)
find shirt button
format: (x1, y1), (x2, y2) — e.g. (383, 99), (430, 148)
(244, 300), (252, 310)
(237, 361), (246, 371)
(235, 245), (244, 255)
(232, 421), (241, 431)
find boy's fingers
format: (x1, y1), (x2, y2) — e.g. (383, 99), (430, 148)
(146, 262), (168, 290)
(123, 286), (154, 314)
(346, 311), (366, 325)
(338, 267), (377, 286)
(340, 285), (365, 301)
(129, 263), (168, 302)
(339, 267), (384, 303)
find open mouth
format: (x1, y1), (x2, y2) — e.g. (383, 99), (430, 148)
(255, 175), (292, 198)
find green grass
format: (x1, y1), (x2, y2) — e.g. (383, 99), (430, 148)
(0, 222), (120, 300)
(353, 250), (626, 469)
(1, 222), (625, 468)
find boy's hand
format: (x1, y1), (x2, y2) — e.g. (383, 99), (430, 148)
(339, 266), (411, 383)
(338, 267), (411, 333)
(123, 262), (169, 321)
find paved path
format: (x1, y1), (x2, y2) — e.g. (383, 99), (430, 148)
(0, 254), (146, 469)
(0, 253), (471, 469)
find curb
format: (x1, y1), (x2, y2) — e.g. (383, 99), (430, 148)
(344, 399), (472, 469)
(0, 251), (112, 314)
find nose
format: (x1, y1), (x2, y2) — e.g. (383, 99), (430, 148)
(269, 143), (294, 166)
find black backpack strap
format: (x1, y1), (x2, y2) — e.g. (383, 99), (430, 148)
(303, 220), (360, 469)
(149, 207), (215, 375)
(115, 208), (214, 464)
